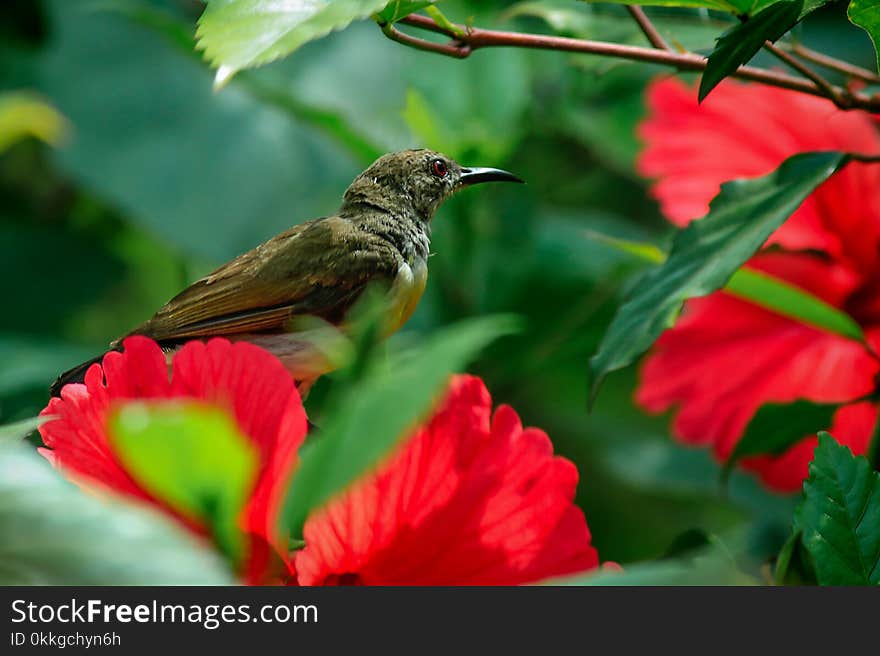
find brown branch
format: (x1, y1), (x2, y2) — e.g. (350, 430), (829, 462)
(786, 44), (880, 85)
(387, 14), (880, 113)
(763, 41), (852, 109)
(380, 21), (468, 58)
(625, 6), (671, 51)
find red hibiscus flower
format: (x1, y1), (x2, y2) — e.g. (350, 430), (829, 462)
(634, 78), (880, 491)
(42, 338), (599, 584)
(294, 375), (599, 585)
(39, 336), (307, 581)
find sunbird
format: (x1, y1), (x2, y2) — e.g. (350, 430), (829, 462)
(50, 149), (523, 397)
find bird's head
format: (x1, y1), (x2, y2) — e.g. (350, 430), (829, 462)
(341, 149), (523, 222)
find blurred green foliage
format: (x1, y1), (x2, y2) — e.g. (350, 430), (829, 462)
(0, 441), (233, 584)
(4, 0), (870, 568)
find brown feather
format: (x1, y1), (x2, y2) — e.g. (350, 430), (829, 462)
(119, 216), (403, 346)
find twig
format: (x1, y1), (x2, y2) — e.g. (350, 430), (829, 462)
(786, 43), (880, 85)
(763, 41), (853, 109)
(849, 153), (880, 163)
(382, 14), (880, 113)
(380, 21), (468, 58)
(625, 6), (671, 51)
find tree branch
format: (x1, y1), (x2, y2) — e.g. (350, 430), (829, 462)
(785, 43), (880, 85)
(625, 6), (671, 51)
(763, 41), (853, 109)
(383, 14), (880, 113)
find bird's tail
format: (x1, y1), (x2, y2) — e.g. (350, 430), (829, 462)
(50, 348), (120, 398)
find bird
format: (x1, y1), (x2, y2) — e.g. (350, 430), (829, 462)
(50, 149), (523, 397)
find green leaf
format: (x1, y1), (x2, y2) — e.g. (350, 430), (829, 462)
(197, 0), (393, 87)
(722, 400), (840, 481)
(280, 315), (519, 538)
(585, 230), (665, 264)
(0, 91), (67, 153)
(589, 151), (849, 403)
(773, 529), (818, 584)
(589, 232), (866, 343)
(725, 267), (865, 343)
(700, 1), (803, 102)
(848, 0), (880, 72)
(0, 416), (48, 443)
(377, 1), (437, 24)
(773, 530), (799, 584)
(109, 401), (258, 564)
(794, 432), (880, 585)
(0, 443), (233, 584)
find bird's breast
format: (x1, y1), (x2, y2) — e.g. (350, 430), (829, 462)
(387, 257), (428, 335)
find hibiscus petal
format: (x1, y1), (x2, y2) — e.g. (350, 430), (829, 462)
(39, 336), (308, 583)
(638, 77), (880, 263)
(295, 375), (598, 585)
(105, 336), (173, 399)
(637, 255), (879, 489)
(38, 338), (174, 497)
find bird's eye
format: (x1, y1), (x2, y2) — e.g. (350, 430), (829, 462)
(430, 159), (448, 178)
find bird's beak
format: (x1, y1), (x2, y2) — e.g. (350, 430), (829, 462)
(458, 167), (524, 186)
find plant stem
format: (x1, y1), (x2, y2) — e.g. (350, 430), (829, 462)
(625, 6), (671, 51)
(382, 14), (880, 113)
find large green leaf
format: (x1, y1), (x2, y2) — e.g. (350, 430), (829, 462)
(0, 443), (233, 584)
(197, 0), (393, 87)
(722, 400), (840, 480)
(849, 0), (880, 71)
(109, 401), (258, 564)
(699, 1), (804, 102)
(37, 0), (362, 262)
(102, 0), (385, 164)
(794, 433), (880, 585)
(280, 315), (518, 537)
(589, 151), (849, 403)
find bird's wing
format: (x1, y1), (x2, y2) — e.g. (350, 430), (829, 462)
(123, 216), (403, 344)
